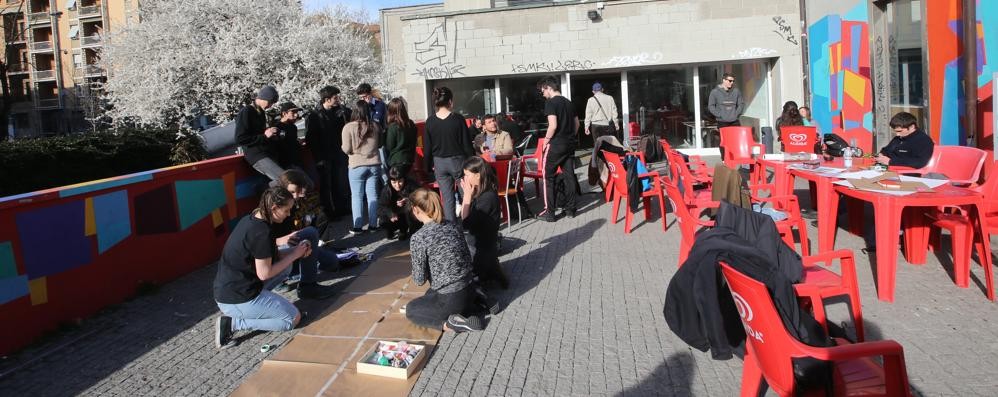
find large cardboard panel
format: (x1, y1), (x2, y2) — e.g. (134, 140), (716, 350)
(360, 261), (412, 279)
(371, 313), (443, 341)
(341, 274), (409, 293)
(230, 360), (337, 397)
(320, 366), (425, 397)
(301, 309), (385, 337)
(270, 335), (363, 365)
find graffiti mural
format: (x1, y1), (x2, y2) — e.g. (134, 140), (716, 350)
(807, 3), (873, 139)
(412, 20), (465, 79)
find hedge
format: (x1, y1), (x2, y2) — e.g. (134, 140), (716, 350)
(0, 129), (181, 197)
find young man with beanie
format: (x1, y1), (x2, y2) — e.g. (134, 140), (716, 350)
(306, 86), (353, 220)
(707, 73), (745, 127)
(235, 85), (286, 185)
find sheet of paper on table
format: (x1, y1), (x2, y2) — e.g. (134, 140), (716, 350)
(898, 175), (950, 188)
(832, 179), (918, 196)
(837, 170), (884, 179)
(787, 165), (846, 177)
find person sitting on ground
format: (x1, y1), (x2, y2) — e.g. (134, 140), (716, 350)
(213, 187), (330, 348)
(235, 85), (285, 185)
(377, 166), (419, 240)
(472, 114), (515, 159)
(274, 169), (341, 277)
(405, 188), (485, 333)
(875, 111), (934, 169)
(460, 157), (509, 289)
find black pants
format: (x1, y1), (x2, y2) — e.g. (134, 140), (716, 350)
(543, 143), (578, 212)
(405, 287), (473, 329)
(434, 156), (466, 222)
(317, 158), (352, 217)
(380, 213), (418, 238)
(591, 124), (619, 143)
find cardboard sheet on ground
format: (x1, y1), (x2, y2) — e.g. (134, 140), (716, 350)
(320, 369), (424, 397)
(270, 335), (363, 365)
(372, 313), (443, 341)
(230, 360), (338, 397)
(341, 274), (410, 293)
(355, 260), (412, 280)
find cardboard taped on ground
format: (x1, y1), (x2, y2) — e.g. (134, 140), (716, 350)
(341, 274), (410, 293)
(270, 335), (364, 365)
(230, 360), (338, 397)
(371, 313), (443, 341)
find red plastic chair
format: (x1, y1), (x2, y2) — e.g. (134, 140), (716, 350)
(719, 262), (912, 397)
(779, 126), (817, 154)
(491, 158), (523, 227)
(662, 176), (718, 265)
(793, 250), (865, 342)
(603, 151), (667, 234)
(889, 146), (987, 185)
(837, 129), (873, 156)
(521, 138), (547, 198)
(719, 126), (763, 169)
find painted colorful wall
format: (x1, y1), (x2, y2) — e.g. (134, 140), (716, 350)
(807, 2), (874, 140)
(921, 0), (994, 149)
(0, 155), (263, 355)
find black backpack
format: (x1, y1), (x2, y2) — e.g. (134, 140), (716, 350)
(822, 133), (849, 157)
(639, 135), (666, 163)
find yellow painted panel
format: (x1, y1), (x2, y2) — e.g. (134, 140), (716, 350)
(29, 277), (48, 306)
(211, 208), (224, 228)
(84, 198), (96, 236)
(843, 70), (867, 106)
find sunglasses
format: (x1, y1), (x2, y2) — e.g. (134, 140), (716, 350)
(724, 79), (735, 82)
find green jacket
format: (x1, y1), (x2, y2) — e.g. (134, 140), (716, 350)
(386, 121), (417, 168)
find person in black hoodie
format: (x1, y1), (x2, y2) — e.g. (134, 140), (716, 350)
(305, 86), (352, 220)
(460, 156), (509, 289)
(274, 102), (305, 172)
(377, 166), (419, 240)
(875, 111), (934, 169)
(235, 85), (283, 185)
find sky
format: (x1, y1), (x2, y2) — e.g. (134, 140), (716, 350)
(303, 0), (437, 21)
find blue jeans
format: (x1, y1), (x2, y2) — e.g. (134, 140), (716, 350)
(216, 265), (298, 332)
(280, 226), (339, 281)
(348, 165), (381, 229)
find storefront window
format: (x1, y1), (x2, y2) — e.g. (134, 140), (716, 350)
(627, 68), (695, 148)
(889, 0), (926, 126)
(698, 62), (771, 148)
(430, 78), (496, 119)
(499, 75), (556, 137)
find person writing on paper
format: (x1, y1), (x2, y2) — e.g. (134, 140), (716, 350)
(875, 112), (934, 169)
(405, 188), (485, 333)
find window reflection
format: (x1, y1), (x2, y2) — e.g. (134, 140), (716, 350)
(627, 68), (695, 148)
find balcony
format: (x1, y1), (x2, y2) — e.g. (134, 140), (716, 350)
(29, 40), (51, 51)
(7, 63), (29, 74)
(80, 34), (101, 47)
(32, 69), (55, 81)
(75, 64), (103, 77)
(78, 4), (101, 19)
(35, 97), (60, 108)
(27, 11), (49, 25)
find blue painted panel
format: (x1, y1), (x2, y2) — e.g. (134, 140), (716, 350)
(0, 242), (15, 278)
(235, 179), (259, 200)
(15, 200), (92, 279)
(0, 275), (29, 305)
(175, 180), (227, 230)
(93, 190), (131, 254)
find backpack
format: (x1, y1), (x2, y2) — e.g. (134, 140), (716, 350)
(639, 135), (666, 163)
(821, 133), (849, 157)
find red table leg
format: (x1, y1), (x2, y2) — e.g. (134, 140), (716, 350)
(820, 181), (839, 253)
(972, 202), (996, 301)
(873, 199), (904, 302)
(903, 208), (930, 265)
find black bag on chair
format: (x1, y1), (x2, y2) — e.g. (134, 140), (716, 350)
(821, 133), (849, 157)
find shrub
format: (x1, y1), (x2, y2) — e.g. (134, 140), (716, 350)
(0, 129), (182, 197)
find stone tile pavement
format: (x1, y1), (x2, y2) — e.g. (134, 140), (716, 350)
(1, 173), (997, 396)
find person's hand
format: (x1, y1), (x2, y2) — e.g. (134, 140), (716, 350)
(264, 127), (278, 138)
(460, 178), (475, 205)
(294, 241), (310, 258)
(390, 215), (399, 222)
(396, 198), (406, 207)
(875, 154), (890, 165)
(584, 128), (590, 135)
(288, 233), (301, 246)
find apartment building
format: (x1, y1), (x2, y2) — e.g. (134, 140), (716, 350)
(1, 0), (137, 138)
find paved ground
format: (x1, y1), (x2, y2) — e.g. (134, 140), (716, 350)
(2, 165), (998, 396)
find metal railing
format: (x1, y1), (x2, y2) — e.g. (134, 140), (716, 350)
(32, 70), (55, 80)
(27, 12), (49, 24)
(29, 40), (52, 51)
(78, 5), (101, 18)
(76, 64), (103, 76)
(80, 35), (101, 46)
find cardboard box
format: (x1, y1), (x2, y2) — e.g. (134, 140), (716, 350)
(356, 341), (427, 379)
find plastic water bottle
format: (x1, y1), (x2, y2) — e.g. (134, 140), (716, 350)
(843, 145), (853, 168)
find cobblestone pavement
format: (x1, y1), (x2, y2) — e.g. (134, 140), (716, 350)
(2, 172), (998, 396)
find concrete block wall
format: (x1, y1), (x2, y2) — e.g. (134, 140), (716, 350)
(387, 0), (805, 120)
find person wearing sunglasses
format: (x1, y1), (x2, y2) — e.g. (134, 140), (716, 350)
(707, 73), (745, 128)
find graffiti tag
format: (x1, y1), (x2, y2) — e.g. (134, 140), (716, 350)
(772, 16), (799, 46)
(411, 20), (465, 80)
(732, 47), (777, 59)
(602, 52), (664, 68)
(511, 59), (595, 73)
(412, 64), (466, 80)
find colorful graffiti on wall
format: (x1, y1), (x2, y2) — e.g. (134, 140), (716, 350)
(808, 4), (873, 140)
(917, 0), (994, 148)
(0, 156), (263, 355)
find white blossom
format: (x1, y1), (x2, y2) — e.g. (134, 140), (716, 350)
(101, 0), (395, 129)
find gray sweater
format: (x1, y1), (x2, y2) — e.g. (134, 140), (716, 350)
(707, 85), (745, 123)
(410, 221), (473, 294)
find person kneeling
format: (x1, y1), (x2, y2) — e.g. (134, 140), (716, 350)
(214, 187), (314, 348)
(405, 188), (484, 333)
(377, 166), (419, 240)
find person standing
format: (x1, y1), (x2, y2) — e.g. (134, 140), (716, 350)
(707, 73), (745, 127)
(423, 86), (475, 222)
(342, 100), (383, 234)
(584, 82), (620, 143)
(235, 85), (284, 185)
(305, 86), (352, 220)
(356, 83), (387, 129)
(274, 102), (305, 172)
(385, 97), (418, 178)
(536, 76), (580, 222)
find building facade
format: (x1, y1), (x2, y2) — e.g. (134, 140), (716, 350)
(2, 0), (138, 138)
(383, 0), (805, 154)
(383, 0), (996, 154)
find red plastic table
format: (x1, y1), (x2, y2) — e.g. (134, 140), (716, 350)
(827, 183), (994, 302)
